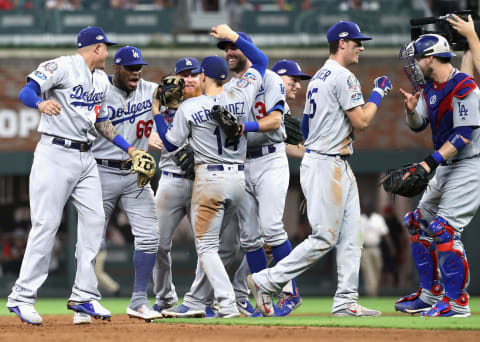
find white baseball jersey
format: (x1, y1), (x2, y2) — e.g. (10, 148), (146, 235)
(91, 78), (157, 159)
(303, 59), (365, 155)
(28, 54), (110, 143)
(166, 68), (263, 164)
(225, 69), (286, 147)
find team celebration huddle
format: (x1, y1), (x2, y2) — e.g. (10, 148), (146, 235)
(6, 13), (480, 325)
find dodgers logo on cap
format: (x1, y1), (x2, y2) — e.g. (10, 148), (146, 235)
(326, 21), (372, 43)
(114, 46), (148, 66)
(272, 59), (311, 80)
(175, 57), (201, 74)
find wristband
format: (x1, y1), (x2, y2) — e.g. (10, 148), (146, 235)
(112, 134), (132, 153)
(449, 134), (467, 151)
(243, 121), (259, 132)
(423, 154), (440, 171)
(367, 91), (382, 106)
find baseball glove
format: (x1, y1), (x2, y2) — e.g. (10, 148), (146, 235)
(380, 163), (429, 197)
(173, 144), (195, 180)
(156, 76), (185, 110)
(284, 114), (303, 145)
(211, 105), (242, 139)
(130, 150), (156, 187)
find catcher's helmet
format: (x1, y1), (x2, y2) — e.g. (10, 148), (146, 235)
(411, 34), (456, 58)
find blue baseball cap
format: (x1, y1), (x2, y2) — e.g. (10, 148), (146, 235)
(272, 60), (311, 80)
(77, 26), (116, 48)
(217, 32), (252, 50)
(175, 57), (201, 74)
(114, 46), (147, 66)
(201, 56), (229, 80)
(326, 21), (372, 43)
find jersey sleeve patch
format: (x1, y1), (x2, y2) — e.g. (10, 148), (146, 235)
(454, 77), (477, 99)
(236, 71), (257, 88)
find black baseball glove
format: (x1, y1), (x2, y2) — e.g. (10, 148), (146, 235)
(284, 114), (303, 145)
(155, 76), (185, 110)
(211, 105), (242, 139)
(380, 163), (429, 197)
(173, 144), (195, 180)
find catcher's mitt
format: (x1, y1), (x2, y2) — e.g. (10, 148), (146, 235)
(156, 76), (185, 110)
(130, 150), (156, 187)
(380, 163), (429, 197)
(173, 144), (195, 180)
(211, 105), (242, 139)
(284, 114), (303, 145)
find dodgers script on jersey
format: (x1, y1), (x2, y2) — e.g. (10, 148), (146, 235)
(28, 54), (110, 142)
(225, 69), (286, 147)
(92, 79), (157, 160)
(303, 59), (364, 155)
(166, 68), (263, 164)
(414, 71), (480, 160)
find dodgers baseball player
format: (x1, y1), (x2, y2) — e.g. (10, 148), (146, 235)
(271, 59), (311, 158)
(248, 21), (390, 317)
(6, 27), (143, 325)
(151, 57), (202, 313)
(154, 24), (268, 318)
(218, 32), (300, 317)
(395, 34), (480, 317)
(74, 45), (162, 324)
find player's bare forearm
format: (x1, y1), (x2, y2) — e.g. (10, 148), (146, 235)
(95, 119), (119, 142)
(285, 143), (306, 158)
(420, 139), (469, 173)
(257, 110), (282, 131)
(346, 103), (377, 131)
(461, 50), (475, 76)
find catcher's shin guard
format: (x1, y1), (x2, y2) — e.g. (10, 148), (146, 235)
(428, 217), (470, 303)
(403, 209), (442, 293)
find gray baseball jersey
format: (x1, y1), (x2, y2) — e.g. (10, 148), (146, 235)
(8, 54), (110, 308)
(166, 69), (263, 163)
(304, 59), (364, 155)
(28, 54), (110, 142)
(252, 57), (365, 313)
(92, 78), (157, 159)
(225, 69), (287, 147)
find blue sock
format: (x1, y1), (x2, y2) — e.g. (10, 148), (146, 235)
(133, 250), (156, 293)
(272, 241), (296, 295)
(245, 247), (268, 273)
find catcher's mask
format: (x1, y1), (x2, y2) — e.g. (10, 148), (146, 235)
(399, 34), (456, 93)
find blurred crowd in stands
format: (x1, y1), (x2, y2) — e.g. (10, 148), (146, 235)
(0, 0), (475, 14)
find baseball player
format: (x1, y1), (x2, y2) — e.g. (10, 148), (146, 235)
(248, 21), (390, 317)
(151, 57), (202, 313)
(218, 32), (300, 317)
(271, 59), (311, 158)
(69, 45), (163, 325)
(154, 23), (268, 318)
(395, 34), (480, 317)
(6, 27), (148, 325)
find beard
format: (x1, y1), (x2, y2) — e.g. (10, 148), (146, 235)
(184, 85), (202, 99)
(230, 56), (247, 73)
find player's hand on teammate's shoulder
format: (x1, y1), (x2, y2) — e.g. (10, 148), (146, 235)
(210, 24), (238, 42)
(38, 99), (62, 116)
(399, 88), (421, 112)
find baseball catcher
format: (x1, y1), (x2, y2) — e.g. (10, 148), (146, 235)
(130, 150), (156, 187)
(173, 144), (195, 180)
(380, 161), (433, 197)
(283, 114), (303, 145)
(211, 105), (242, 139)
(155, 76), (185, 110)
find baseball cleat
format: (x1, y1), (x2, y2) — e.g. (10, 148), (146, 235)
(420, 300), (471, 318)
(332, 303), (381, 317)
(247, 275), (274, 317)
(67, 300), (111, 320)
(236, 301), (263, 317)
(73, 312), (92, 325)
(152, 303), (175, 314)
(8, 304), (43, 325)
(127, 304), (163, 322)
(274, 289), (302, 317)
(395, 290), (432, 314)
(205, 306), (218, 318)
(161, 304), (205, 318)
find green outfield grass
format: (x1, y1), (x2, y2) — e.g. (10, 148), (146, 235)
(1, 297), (479, 330)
